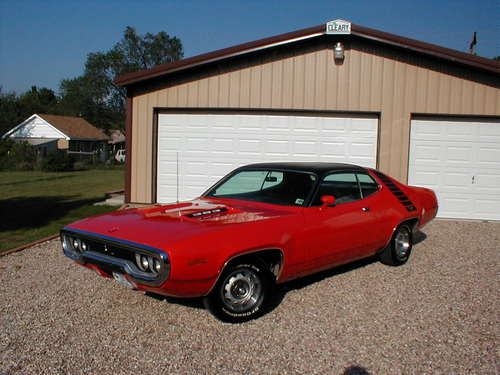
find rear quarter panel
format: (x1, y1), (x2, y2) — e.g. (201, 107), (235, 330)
(368, 170), (423, 238)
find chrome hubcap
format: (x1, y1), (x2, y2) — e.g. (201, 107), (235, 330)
(222, 269), (262, 312)
(395, 229), (411, 259)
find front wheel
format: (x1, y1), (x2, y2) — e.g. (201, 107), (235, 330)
(203, 263), (272, 323)
(380, 224), (413, 266)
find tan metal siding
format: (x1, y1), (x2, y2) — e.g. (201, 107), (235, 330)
(130, 42), (500, 203)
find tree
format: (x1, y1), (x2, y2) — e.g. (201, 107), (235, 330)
(0, 86), (58, 136)
(59, 26), (183, 131)
(0, 27), (182, 136)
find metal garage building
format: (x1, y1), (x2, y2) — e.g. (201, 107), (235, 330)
(116, 20), (500, 220)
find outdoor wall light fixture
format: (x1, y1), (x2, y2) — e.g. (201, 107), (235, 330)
(334, 42), (345, 61)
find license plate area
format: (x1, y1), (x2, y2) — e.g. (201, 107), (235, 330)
(112, 272), (135, 289)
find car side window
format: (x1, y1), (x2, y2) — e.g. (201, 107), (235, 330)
(357, 173), (379, 198)
(215, 171), (268, 195)
(261, 171), (283, 190)
(312, 172), (361, 206)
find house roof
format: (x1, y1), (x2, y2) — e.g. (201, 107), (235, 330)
(115, 21), (500, 87)
(38, 114), (108, 140)
(108, 129), (126, 144)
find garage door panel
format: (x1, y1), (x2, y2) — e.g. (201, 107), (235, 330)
(447, 123), (475, 138)
(157, 113), (378, 203)
(411, 143), (441, 162)
(478, 147), (500, 165)
(446, 146), (473, 163)
(438, 196), (473, 219)
(409, 117), (500, 220)
(409, 170), (440, 187)
(444, 172), (472, 190)
(265, 140), (289, 155)
(475, 173), (500, 192)
(479, 123), (500, 141)
(475, 197), (500, 219)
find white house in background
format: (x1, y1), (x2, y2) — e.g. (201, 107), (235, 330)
(2, 114), (109, 158)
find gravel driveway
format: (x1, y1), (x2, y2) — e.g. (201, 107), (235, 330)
(1, 220), (498, 374)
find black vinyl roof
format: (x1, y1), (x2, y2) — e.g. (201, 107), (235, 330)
(237, 162), (368, 177)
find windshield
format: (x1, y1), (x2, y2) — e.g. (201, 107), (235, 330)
(205, 170), (317, 206)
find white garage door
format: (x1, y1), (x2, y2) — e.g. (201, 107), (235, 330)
(409, 117), (500, 220)
(157, 112), (378, 203)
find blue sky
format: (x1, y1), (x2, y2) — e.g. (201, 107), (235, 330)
(0, 0), (498, 94)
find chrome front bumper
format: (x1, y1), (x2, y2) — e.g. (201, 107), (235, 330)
(61, 227), (170, 287)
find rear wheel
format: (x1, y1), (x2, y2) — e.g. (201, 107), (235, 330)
(203, 262), (271, 323)
(380, 224), (413, 266)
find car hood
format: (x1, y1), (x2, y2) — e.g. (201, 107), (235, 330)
(66, 198), (298, 250)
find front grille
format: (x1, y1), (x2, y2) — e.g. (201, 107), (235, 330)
(373, 171), (416, 212)
(84, 239), (136, 263)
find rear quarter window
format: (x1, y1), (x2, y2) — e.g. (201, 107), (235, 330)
(357, 173), (379, 197)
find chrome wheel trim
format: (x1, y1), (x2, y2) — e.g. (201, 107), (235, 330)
(395, 228), (411, 259)
(221, 269), (262, 313)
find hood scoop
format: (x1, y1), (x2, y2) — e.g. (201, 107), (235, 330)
(185, 207), (228, 219)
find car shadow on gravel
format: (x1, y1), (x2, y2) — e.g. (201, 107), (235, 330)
(145, 292), (205, 309)
(265, 229), (428, 316)
(145, 230), (428, 318)
(267, 256), (379, 313)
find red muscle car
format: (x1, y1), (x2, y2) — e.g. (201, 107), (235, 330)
(61, 162), (438, 322)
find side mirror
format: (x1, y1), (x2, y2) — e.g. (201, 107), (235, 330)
(320, 195), (335, 207)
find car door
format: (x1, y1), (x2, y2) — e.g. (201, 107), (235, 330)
(299, 171), (384, 272)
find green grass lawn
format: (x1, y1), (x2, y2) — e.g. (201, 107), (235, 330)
(0, 167), (124, 253)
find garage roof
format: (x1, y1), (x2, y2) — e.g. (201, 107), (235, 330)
(115, 22), (500, 87)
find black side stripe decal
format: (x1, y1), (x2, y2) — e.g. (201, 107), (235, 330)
(374, 171), (416, 212)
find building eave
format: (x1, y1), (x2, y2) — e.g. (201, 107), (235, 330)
(115, 21), (500, 88)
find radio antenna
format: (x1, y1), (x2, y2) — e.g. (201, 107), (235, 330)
(176, 151), (179, 204)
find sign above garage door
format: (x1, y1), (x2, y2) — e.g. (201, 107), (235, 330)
(409, 117), (500, 221)
(156, 112), (378, 203)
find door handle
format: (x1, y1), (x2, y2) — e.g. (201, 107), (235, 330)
(362, 207), (370, 212)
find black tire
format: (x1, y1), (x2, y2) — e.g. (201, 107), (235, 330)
(379, 224), (413, 266)
(203, 262), (272, 323)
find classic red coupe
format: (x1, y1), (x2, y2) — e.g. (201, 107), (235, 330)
(61, 162), (437, 322)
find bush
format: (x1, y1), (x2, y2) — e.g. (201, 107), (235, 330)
(41, 151), (75, 172)
(72, 161), (89, 171)
(0, 139), (36, 171)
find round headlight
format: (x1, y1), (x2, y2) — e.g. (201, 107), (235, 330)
(61, 235), (68, 250)
(135, 254), (145, 271)
(142, 256), (150, 270)
(153, 258), (162, 273)
(81, 241), (88, 251)
(73, 238), (80, 251)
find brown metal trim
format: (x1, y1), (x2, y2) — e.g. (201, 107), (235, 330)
(115, 23), (499, 87)
(405, 115), (413, 185)
(351, 24), (499, 74)
(151, 109), (159, 203)
(411, 113), (500, 121)
(375, 114), (382, 171)
(124, 95), (133, 203)
(154, 107), (379, 118)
